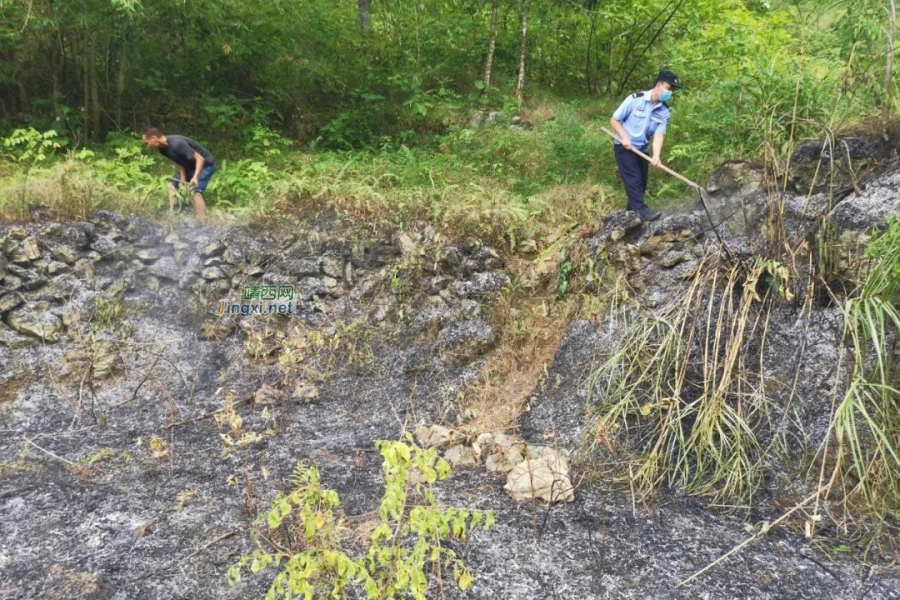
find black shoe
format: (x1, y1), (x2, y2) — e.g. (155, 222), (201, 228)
(641, 211), (661, 222)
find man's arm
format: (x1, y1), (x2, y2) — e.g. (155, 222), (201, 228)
(610, 96), (633, 150)
(650, 133), (665, 167)
(610, 118), (632, 151)
(178, 165), (188, 182)
(190, 152), (205, 186)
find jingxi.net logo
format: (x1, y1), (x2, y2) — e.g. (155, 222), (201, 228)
(215, 285), (297, 316)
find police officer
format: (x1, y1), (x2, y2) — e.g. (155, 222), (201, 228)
(609, 69), (680, 222)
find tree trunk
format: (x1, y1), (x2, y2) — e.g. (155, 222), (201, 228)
(586, 4), (599, 95)
(88, 32), (101, 139)
(482, 0), (499, 92)
(515, 0), (528, 107)
(358, 0), (371, 33)
(75, 33), (90, 142)
(884, 0), (897, 132)
(116, 40), (127, 130)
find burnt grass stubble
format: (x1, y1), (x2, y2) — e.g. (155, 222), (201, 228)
(2, 149), (900, 600)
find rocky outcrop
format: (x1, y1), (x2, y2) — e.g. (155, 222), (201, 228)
(789, 133), (896, 193)
(437, 318), (497, 366)
(828, 167), (900, 232)
(2, 202), (897, 600)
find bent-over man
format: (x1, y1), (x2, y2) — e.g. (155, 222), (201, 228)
(141, 127), (216, 218)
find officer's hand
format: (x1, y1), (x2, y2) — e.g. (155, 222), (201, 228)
(622, 139), (633, 151)
(650, 156), (662, 168)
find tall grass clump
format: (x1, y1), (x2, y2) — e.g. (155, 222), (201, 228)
(587, 256), (793, 503)
(822, 217), (900, 522)
(587, 216), (900, 530)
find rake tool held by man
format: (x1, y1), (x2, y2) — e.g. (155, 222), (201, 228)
(608, 69), (680, 222)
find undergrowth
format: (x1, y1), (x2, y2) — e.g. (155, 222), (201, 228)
(228, 436), (494, 600)
(586, 216), (900, 534)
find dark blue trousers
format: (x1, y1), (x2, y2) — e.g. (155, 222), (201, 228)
(614, 144), (650, 214)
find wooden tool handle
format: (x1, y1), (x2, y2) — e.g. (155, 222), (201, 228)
(601, 126), (702, 191)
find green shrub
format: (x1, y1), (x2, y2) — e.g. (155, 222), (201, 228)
(228, 436), (495, 600)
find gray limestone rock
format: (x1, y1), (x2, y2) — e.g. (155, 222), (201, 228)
(8, 301), (63, 342)
(10, 237), (41, 264)
(438, 318), (496, 366)
(449, 272), (509, 299)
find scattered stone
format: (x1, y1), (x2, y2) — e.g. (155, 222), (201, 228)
(221, 246), (244, 265)
(284, 257), (320, 278)
(467, 110), (501, 129)
(518, 239), (538, 256)
(197, 238), (225, 258)
(608, 212), (643, 243)
(23, 280), (65, 302)
(140, 274), (161, 292)
(438, 247), (463, 275)
(292, 380), (320, 403)
(639, 234), (675, 257)
(428, 275), (453, 294)
(349, 271), (384, 300)
(790, 134), (892, 193)
(658, 251), (689, 268)
(0, 273), (21, 293)
(413, 303), (452, 334)
(397, 345), (429, 373)
(73, 259), (97, 287)
(320, 255), (344, 279)
(91, 340), (118, 379)
(135, 248), (161, 264)
(45, 261), (71, 275)
(478, 433), (527, 474)
(0, 322), (37, 348)
(8, 302), (63, 342)
(60, 305), (84, 328)
(444, 444), (478, 468)
(90, 236), (118, 257)
(465, 245), (503, 273)
(485, 444), (527, 474)
(415, 424), (457, 448)
(201, 266), (227, 281)
(21, 276), (49, 293)
(438, 318), (496, 366)
(396, 232), (418, 258)
(706, 160), (766, 194)
(245, 264), (265, 277)
(173, 242), (193, 263)
(297, 277), (328, 300)
(449, 272), (509, 299)
(252, 384), (282, 405)
(148, 256), (183, 281)
(504, 447), (574, 504)
(10, 237), (41, 264)
(0, 292), (23, 314)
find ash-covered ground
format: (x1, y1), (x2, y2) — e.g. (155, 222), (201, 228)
(1, 179), (898, 600)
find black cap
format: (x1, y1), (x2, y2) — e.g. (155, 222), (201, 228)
(656, 69), (681, 89)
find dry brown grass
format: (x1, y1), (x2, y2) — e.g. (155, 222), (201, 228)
(459, 291), (578, 433)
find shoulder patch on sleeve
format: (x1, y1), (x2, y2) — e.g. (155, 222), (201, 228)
(632, 92), (644, 98)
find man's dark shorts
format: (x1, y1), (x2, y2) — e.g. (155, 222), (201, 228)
(170, 163), (217, 194)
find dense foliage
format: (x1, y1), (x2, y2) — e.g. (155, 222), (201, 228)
(0, 0), (894, 152)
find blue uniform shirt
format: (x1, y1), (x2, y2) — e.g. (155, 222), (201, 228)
(611, 91), (671, 148)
